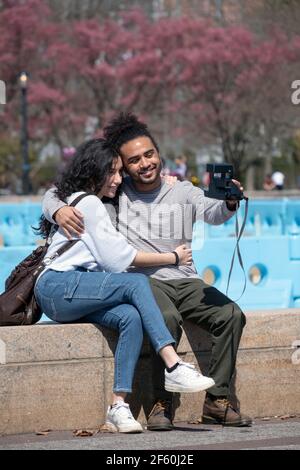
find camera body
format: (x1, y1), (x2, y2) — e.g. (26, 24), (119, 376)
(204, 163), (244, 201)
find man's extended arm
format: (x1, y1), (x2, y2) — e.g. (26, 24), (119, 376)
(203, 195), (237, 225)
(184, 181), (239, 225)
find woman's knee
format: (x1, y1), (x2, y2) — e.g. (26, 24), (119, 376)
(128, 273), (148, 286)
(127, 273), (152, 294)
(120, 305), (143, 331)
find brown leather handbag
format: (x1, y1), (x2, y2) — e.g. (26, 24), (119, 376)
(0, 193), (88, 326)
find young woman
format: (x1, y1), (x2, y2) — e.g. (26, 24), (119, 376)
(34, 139), (214, 433)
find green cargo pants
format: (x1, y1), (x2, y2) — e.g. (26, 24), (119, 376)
(149, 277), (246, 399)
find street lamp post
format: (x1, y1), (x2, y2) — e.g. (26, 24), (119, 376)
(19, 72), (31, 194)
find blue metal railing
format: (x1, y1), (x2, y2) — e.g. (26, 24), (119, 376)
(1, 199), (300, 311)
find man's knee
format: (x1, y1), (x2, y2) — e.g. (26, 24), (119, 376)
(234, 305), (246, 327)
(217, 303), (246, 327)
(227, 303), (246, 329)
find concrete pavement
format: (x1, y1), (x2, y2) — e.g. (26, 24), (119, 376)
(0, 417), (300, 450)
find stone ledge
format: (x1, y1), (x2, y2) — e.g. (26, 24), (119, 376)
(1, 308), (299, 364)
(0, 309), (300, 435)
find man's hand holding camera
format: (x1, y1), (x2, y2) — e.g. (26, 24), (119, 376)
(204, 164), (245, 205)
(226, 179), (244, 211)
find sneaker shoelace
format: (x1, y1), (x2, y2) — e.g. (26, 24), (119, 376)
(112, 402), (135, 421)
(178, 361), (202, 376)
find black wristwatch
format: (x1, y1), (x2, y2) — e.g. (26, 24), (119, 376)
(172, 251), (180, 266)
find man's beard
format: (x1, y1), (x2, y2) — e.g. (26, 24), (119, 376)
(137, 162), (162, 184)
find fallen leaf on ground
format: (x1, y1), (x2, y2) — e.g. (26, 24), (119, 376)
(35, 430), (51, 436)
(98, 423), (117, 433)
(280, 414), (296, 420)
(73, 429), (95, 437)
(188, 418), (202, 424)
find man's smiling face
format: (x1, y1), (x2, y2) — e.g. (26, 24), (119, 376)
(120, 136), (162, 190)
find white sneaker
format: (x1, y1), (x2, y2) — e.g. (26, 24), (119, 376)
(165, 361), (215, 393)
(105, 402), (143, 433)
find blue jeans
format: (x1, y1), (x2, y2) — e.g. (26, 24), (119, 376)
(34, 269), (175, 393)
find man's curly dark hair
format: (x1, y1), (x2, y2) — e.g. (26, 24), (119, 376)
(103, 112), (159, 154)
(36, 138), (119, 238)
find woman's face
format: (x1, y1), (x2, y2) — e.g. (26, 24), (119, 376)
(99, 156), (123, 199)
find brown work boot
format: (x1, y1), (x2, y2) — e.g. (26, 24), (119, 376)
(147, 399), (174, 431)
(202, 394), (252, 427)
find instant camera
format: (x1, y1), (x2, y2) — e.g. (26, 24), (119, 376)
(204, 163), (244, 201)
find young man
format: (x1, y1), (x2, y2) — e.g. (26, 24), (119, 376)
(42, 113), (252, 429)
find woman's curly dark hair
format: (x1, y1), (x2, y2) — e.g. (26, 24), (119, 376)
(36, 138), (119, 238)
(103, 112), (159, 153)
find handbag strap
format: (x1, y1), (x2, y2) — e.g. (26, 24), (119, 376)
(69, 192), (91, 208)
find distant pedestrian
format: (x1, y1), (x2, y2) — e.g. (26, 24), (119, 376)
(263, 174), (275, 191)
(272, 171), (285, 190)
(174, 155), (187, 181)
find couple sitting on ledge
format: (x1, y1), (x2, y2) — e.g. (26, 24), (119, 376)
(36, 112), (252, 433)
